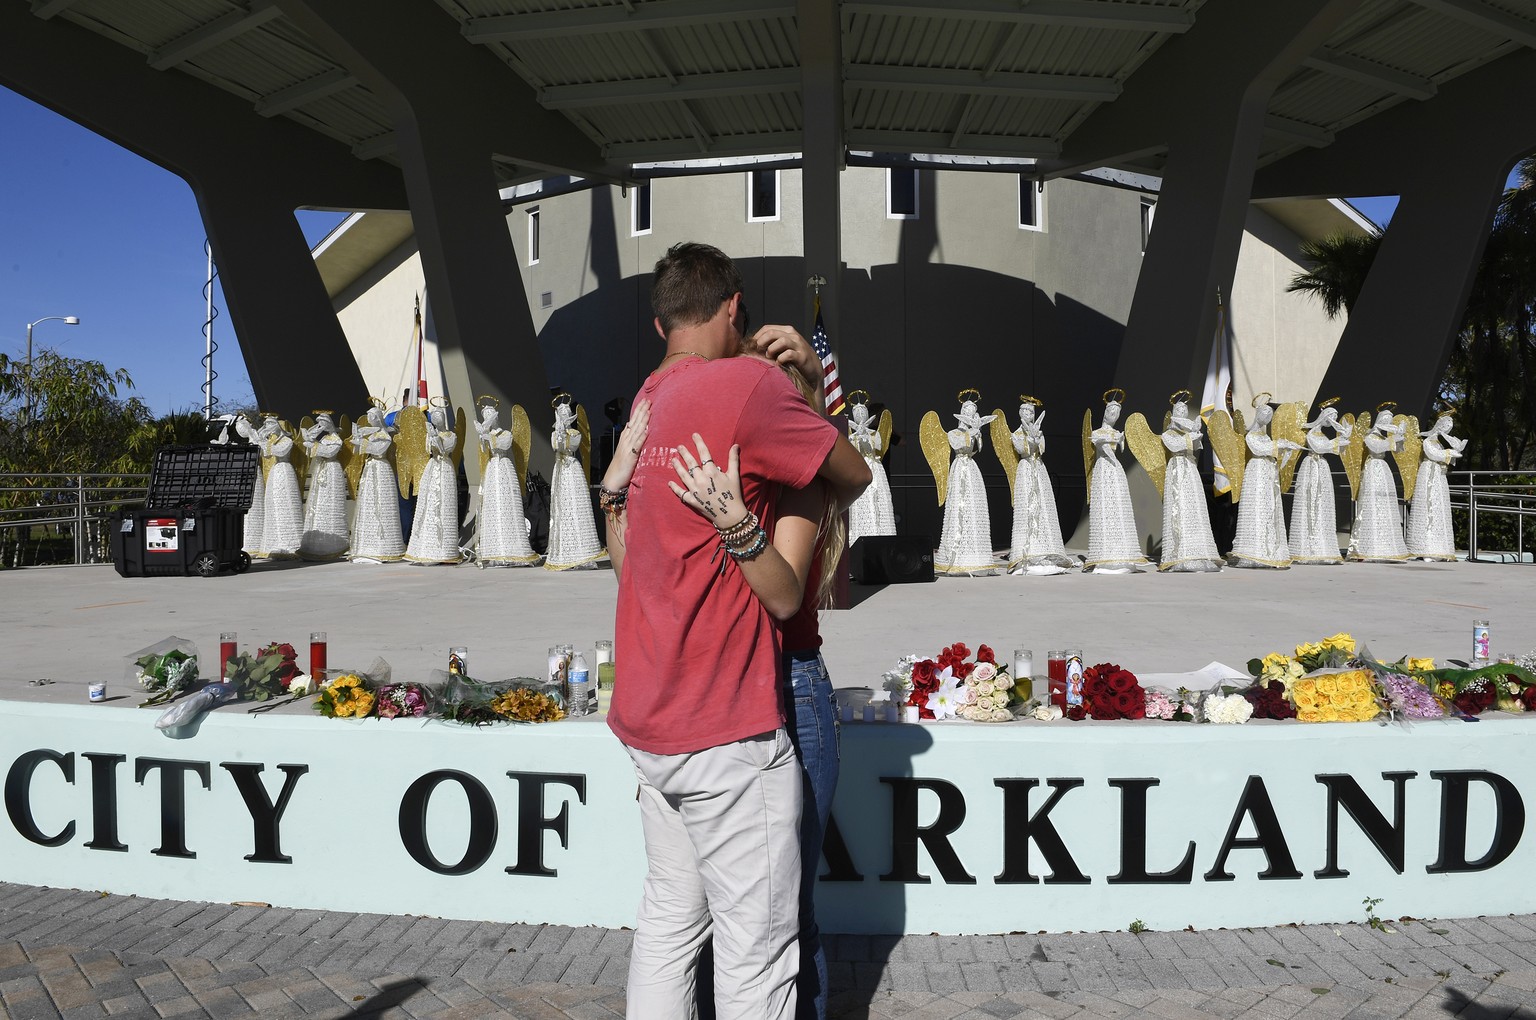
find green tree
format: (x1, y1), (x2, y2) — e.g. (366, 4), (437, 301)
(1286, 230), (1383, 318)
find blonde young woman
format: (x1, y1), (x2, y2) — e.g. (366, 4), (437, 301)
(601, 333), (846, 1020)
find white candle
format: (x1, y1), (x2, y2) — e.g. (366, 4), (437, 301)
(901, 705), (920, 723)
(1013, 648), (1033, 680)
(862, 705), (877, 723)
(839, 702), (854, 722)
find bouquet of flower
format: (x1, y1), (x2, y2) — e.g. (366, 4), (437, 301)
(1069, 662), (1144, 721)
(956, 650), (1015, 722)
(490, 686), (565, 723)
(223, 645), (296, 703)
(1143, 687), (1199, 721)
(257, 642), (303, 690)
(1289, 669), (1382, 723)
(1200, 690), (1255, 724)
(128, 636), (201, 707)
(375, 682), (433, 719)
(315, 672), (375, 718)
(889, 642), (1013, 720)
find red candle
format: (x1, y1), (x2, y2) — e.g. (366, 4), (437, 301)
(219, 632), (237, 682)
(310, 631), (328, 682)
(1047, 650), (1067, 708)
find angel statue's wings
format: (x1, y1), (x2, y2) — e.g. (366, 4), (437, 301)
(918, 411), (950, 505)
(989, 409), (1019, 503)
(449, 406), (468, 472)
(394, 405), (428, 498)
(877, 409), (893, 465)
(1204, 410), (1247, 503)
(1340, 411), (1367, 500)
(282, 419), (309, 490)
(1123, 411), (1167, 499)
(1394, 413), (1422, 499)
(576, 404), (593, 483)
(511, 404), (532, 489)
(1081, 408), (1095, 504)
(1272, 402), (1307, 493)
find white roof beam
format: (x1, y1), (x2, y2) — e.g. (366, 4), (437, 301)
(464, 0), (791, 42)
(254, 67), (357, 117)
(1302, 50), (1437, 100)
(1410, 0), (1536, 51)
(540, 68), (799, 108)
(848, 128), (1061, 158)
(148, 0), (283, 70)
(846, 64), (1121, 102)
(29, 0), (79, 20)
(1264, 114), (1334, 148)
(842, 0), (1194, 33)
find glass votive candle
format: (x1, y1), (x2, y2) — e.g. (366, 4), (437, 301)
(1064, 648), (1084, 707)
(309, 632), (328, 682)
(1473, 620), (1491, 662)
(219, 632), (237, 683)
(862, 704), (877, 723)
(1013, 649), (1033, 701)
(595, 639), (616, 691)
(1047, 650), (1067, 708)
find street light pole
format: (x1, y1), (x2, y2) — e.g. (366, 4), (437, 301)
(24, 315), (80, 427)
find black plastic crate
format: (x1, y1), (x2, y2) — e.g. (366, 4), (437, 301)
(109, 508), (250, 577)
(147, 444), (260, 512)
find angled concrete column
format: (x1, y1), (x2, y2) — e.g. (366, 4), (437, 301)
(0, 4), (406, 420)
(799, 0), (844, 342)
(1039, 0), (1364, 400)
(275, 0), (615, 480)
(1254, 51), (1536, 419)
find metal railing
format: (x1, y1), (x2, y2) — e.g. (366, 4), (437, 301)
(1453, 469), (1536, 563)
(0, 473), (149, 567)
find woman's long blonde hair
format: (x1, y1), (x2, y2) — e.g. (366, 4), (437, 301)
(741, 339), (847, 609)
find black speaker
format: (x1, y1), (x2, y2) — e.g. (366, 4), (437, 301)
(850, 535), (934, 584)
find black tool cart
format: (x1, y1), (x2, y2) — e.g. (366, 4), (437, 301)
(110, 444), (260, 578)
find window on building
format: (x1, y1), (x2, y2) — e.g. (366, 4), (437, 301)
(632, 183), (652, 236)
(888, 167), (919, 219)
(747, 170), (779, 222)
(1140, 197), (1156, 253)
(528, 206), (541, 265)
(1019, 176), (1044, 231)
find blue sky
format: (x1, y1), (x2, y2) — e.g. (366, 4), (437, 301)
(0, 85), (1499, 419)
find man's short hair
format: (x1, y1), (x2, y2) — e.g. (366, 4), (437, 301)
(651, 242), (743, 336)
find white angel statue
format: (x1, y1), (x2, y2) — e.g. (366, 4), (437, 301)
(1080, 389), (1149, 573)
(1346, 404), (1411, 562)
(469, 397), (541, 566)
(920, 390), (1001, 575)
(402, 401), (465, 565)
(1406, 409), (1464, 561)
(845, 391), (897, 546)
(257, 413), (303, 559)
(299, 411), (350, 561)
(544, 394), (605, 570)
(1125, 390), (1221, 572)
(349, 399), (405, 562)
(990, 395), (1073, 574)
(1224, 396), (1298, 568)
(1288, 398), (1350, 564)
(231, 413), (265, 556)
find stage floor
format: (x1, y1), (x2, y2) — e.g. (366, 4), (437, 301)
(3, 556), (1533, 704)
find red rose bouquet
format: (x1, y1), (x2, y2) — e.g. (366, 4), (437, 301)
(1077, 663), (1145, 721)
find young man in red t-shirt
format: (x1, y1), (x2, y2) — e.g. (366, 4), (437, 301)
(602, 242), (869, 1019)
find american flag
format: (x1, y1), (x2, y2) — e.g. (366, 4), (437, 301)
(810, 297), (845, 415)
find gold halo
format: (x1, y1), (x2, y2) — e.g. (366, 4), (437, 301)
(1019, 394), (1042, 407)
(1169, 389), (1193, 406)
(1436, 405), (1457, 418)
(847, 389), (870, 406)
(429, 395), (448, 409)
(369, 396), (387, 410)
(1251, 391), (1273, 409)
(1102, 387), (1125, 404)
(551, 392), (574, 409)
(258, 410), (279, 419)
(957, 388), (981, 404)
(310, 409), (333, 417)
(1317, 396), (1340, 410)
(1376, 400), (1398, 413)
(475, 394), (500, 408)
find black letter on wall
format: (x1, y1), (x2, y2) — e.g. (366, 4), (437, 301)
(83, 753), (127, 852)
(995, 778), (1089, 885)
(399, 770), (497, 876)
(1108, 778), (1195, 884)
(505, 772), (586, 878)
(1205, 776), (1302, 881)
(819, 814), (865, 883)
(135, 758), (211, 859)
(5, 750), (75, 847)
(1314, 772), (1415, 878)
(1428, 770), (1525, 874)
(880, 778), (975, 884)
(221, 762), (308, 864)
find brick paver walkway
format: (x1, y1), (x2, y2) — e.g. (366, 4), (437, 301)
(2, 883), (1534, 1017)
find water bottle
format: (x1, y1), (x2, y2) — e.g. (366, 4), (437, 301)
(568, 652), (589, 718)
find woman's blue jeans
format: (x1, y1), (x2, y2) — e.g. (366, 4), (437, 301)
(784, 649), (840, 1020)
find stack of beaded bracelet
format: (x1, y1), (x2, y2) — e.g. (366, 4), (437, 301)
(598, 485), (627, 525)
(716, 510), (768, 561)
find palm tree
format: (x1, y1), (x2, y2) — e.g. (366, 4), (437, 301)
(1285, 230), (1383, 319)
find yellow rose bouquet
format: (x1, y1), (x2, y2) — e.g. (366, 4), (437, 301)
(1289, 668), (1382, 723)
(314, 673), (375, 718)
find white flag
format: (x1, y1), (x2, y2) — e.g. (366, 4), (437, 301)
(1199, 295), (1235, 495)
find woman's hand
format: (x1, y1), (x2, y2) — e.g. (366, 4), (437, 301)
(601, 398), (651, 492)
(668, 433), (747, 529)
